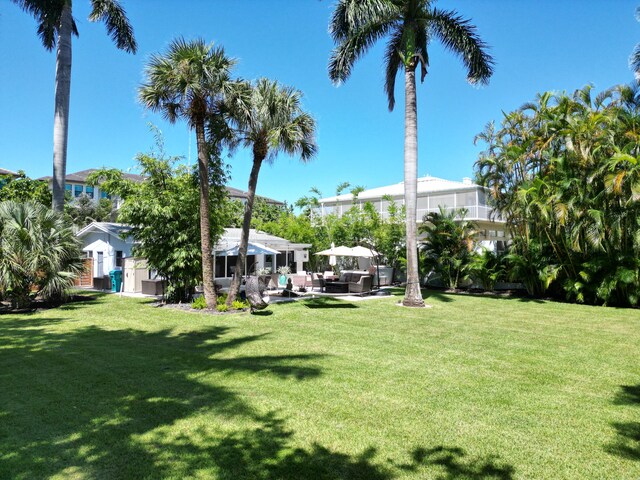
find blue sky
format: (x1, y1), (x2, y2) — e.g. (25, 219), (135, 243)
(1, 0), (638, 205)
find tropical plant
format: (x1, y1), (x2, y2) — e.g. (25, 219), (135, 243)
(475, 84), (640, 306)
(88, 129), (229, 303)
(139, 38), (239, 308)
(0, 201), (83, 308)
(0, 171), (51, 205)
(328, 0), (494, 306)
(419, 207), (476, 289)
(226, 78), (316, 305)
(65, 194), (116, 227)
(12, 0), (137, 212)
(469, 249), (506, 291)
(191, 295), (207, 310)
(630, 7), (640, 80)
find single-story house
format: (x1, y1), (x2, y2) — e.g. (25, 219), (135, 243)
(76, 222), (134, 278)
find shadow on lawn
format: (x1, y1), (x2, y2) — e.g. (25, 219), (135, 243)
(303, 297), (359, 309)
(0, 316), (394, 479)
(605, 384), (640, 461)
(394, 445), (515, 479)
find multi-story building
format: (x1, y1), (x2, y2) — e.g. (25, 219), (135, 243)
(316, 175), (508, 248)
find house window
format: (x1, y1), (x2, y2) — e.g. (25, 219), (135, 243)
(86, 250), (93, 258)
(100, 190), (110, 199)
(115, 251), (123, 267)
(65, 184), (72, 192)
(85, 185), (94, 199)
(74, 185), (83, 198)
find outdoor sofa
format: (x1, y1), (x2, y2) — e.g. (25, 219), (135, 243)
(325, 271), (372, 294)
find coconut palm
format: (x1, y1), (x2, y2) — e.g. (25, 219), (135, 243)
(12, 0), (137, 212)
(0, 201), (83, 309)
(139, 38), (237, 308)
(329, 0), (494, 306)
(226, 79), (317, 304)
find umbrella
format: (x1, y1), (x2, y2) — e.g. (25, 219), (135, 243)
(215, 241), (279, 257)
(314, 245), (354, 256)
(350, 246), (379, 257)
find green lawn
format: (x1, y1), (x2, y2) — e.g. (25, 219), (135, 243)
(0, 291), (638, 479)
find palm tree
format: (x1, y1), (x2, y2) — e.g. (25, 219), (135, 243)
(630, 7), (640, 80)
(328, 0), (494, 306)
(0, 201), (83, 309)
(12, 0), (137, 212)
(139, 38), (237, 308)
(226, 79), (317, 304)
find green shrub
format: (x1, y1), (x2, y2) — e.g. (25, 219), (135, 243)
(231, 299), (249, 310)
(191, 296), (207, 310)
(216, 303), (228, 312)
(216, 293), (227, 305)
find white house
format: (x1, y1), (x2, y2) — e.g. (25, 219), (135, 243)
(316, 175), (508, 250)
(76, 222), (135, 278)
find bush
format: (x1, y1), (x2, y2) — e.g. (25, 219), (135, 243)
(216, 303), (228, 312)
(191, 295), (207, 310)
(231, 299), (249, 310)
(216, 293), (228, 305)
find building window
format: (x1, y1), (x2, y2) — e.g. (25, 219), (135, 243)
(65, 184), (72, 192)
(101, 190), (110, 199)
(85, 185), (94, 199)
(115, 251), (123, 267)
(74, 185), (83, 198)
(86, 250), (93, 258)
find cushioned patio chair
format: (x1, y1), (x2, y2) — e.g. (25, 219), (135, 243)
(312, 273), (326, 292)
(348, 275), (372, 295)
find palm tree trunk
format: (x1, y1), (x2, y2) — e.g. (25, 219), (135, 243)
(402, 65), (425, 307)
(227, 154), (263, 305)
(52, 4), (73, 212)
(195, 121), (216, 308)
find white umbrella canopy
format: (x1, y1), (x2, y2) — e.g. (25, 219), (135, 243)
(350, 246), (379, 257)
(315, 245), (354, 256)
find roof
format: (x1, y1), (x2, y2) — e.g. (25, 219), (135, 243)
(319, 175), (480, 203)
(226, 186), (284, 206)
(76, 222), (133, 239)
(38, 168), (284, 205)
(39, 168), (145, 183)
(0, 168), (19, 177)
(216, 228), (311, 250)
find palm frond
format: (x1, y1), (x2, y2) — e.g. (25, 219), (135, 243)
(427, 7), (494, 85)
(89, 0), (137, 53)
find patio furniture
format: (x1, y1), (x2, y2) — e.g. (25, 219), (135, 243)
(245, 276), (269, 311)
(348, 275), (372, 295)
(312, 273), (326, 292)
(324, 281), (349, 293)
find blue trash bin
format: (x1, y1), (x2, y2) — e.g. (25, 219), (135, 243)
(110, 269), (123, 292)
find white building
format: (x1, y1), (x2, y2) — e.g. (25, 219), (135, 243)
(316, 175), (507, 248)
(76, 222), (135, 278)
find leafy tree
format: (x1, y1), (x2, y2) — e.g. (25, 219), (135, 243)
(12, 0), (137, 211)
(225, 198), (292, 228)
(476, 84), (640, 306)
(419, 207), (476, 289)
(65, 194), (116, 228)
(0, 171), (51, 205)
(88, 134), (229, 303)
(328, 0), (494, 307)
(226, 78), (316, 305)
(139, 38), (239, 308)
(0, 201), (83, 308)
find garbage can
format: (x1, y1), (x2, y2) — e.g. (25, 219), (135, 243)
(110, 269), (123, 292)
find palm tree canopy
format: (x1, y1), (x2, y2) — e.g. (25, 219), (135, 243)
(139, 37), (237, 127)
(328, 0), (494, 110)
(11, 0), (137, 52)
(236, 78), (317, 163)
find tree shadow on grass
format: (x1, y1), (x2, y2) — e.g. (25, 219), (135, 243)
(303, 297), (359, 309)
(394, 445), (515, 479)
(0, 316), (395, 479)
(605, 384), (640, 462)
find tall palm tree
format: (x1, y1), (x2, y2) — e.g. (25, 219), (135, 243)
(329, 0), (494, 307)
(139, 38), (236, 308)
(226, 78), (317, 304)
(12, 0), (137, 212)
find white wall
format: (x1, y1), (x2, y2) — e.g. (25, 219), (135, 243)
(81, 231), (134, 276)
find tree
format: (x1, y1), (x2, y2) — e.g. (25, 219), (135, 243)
(0, 201), (83, 309)
(65, 194), (116, 228)
(0, 171), (51, 205)
(139, 38), (237, 308)
(226, 79), (316, 304)
(88, 131), (229, 303)
(419, 207), (476, 289)
(328, 0), (494, 306)
(12, 0), (137, 212)
(630, 7), (640, 80)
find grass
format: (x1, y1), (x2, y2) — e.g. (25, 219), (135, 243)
(0, 290), (638, 479)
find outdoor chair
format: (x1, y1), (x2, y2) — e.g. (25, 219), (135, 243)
(348, 275), (372, 295)
(312, 273), (326, 292)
